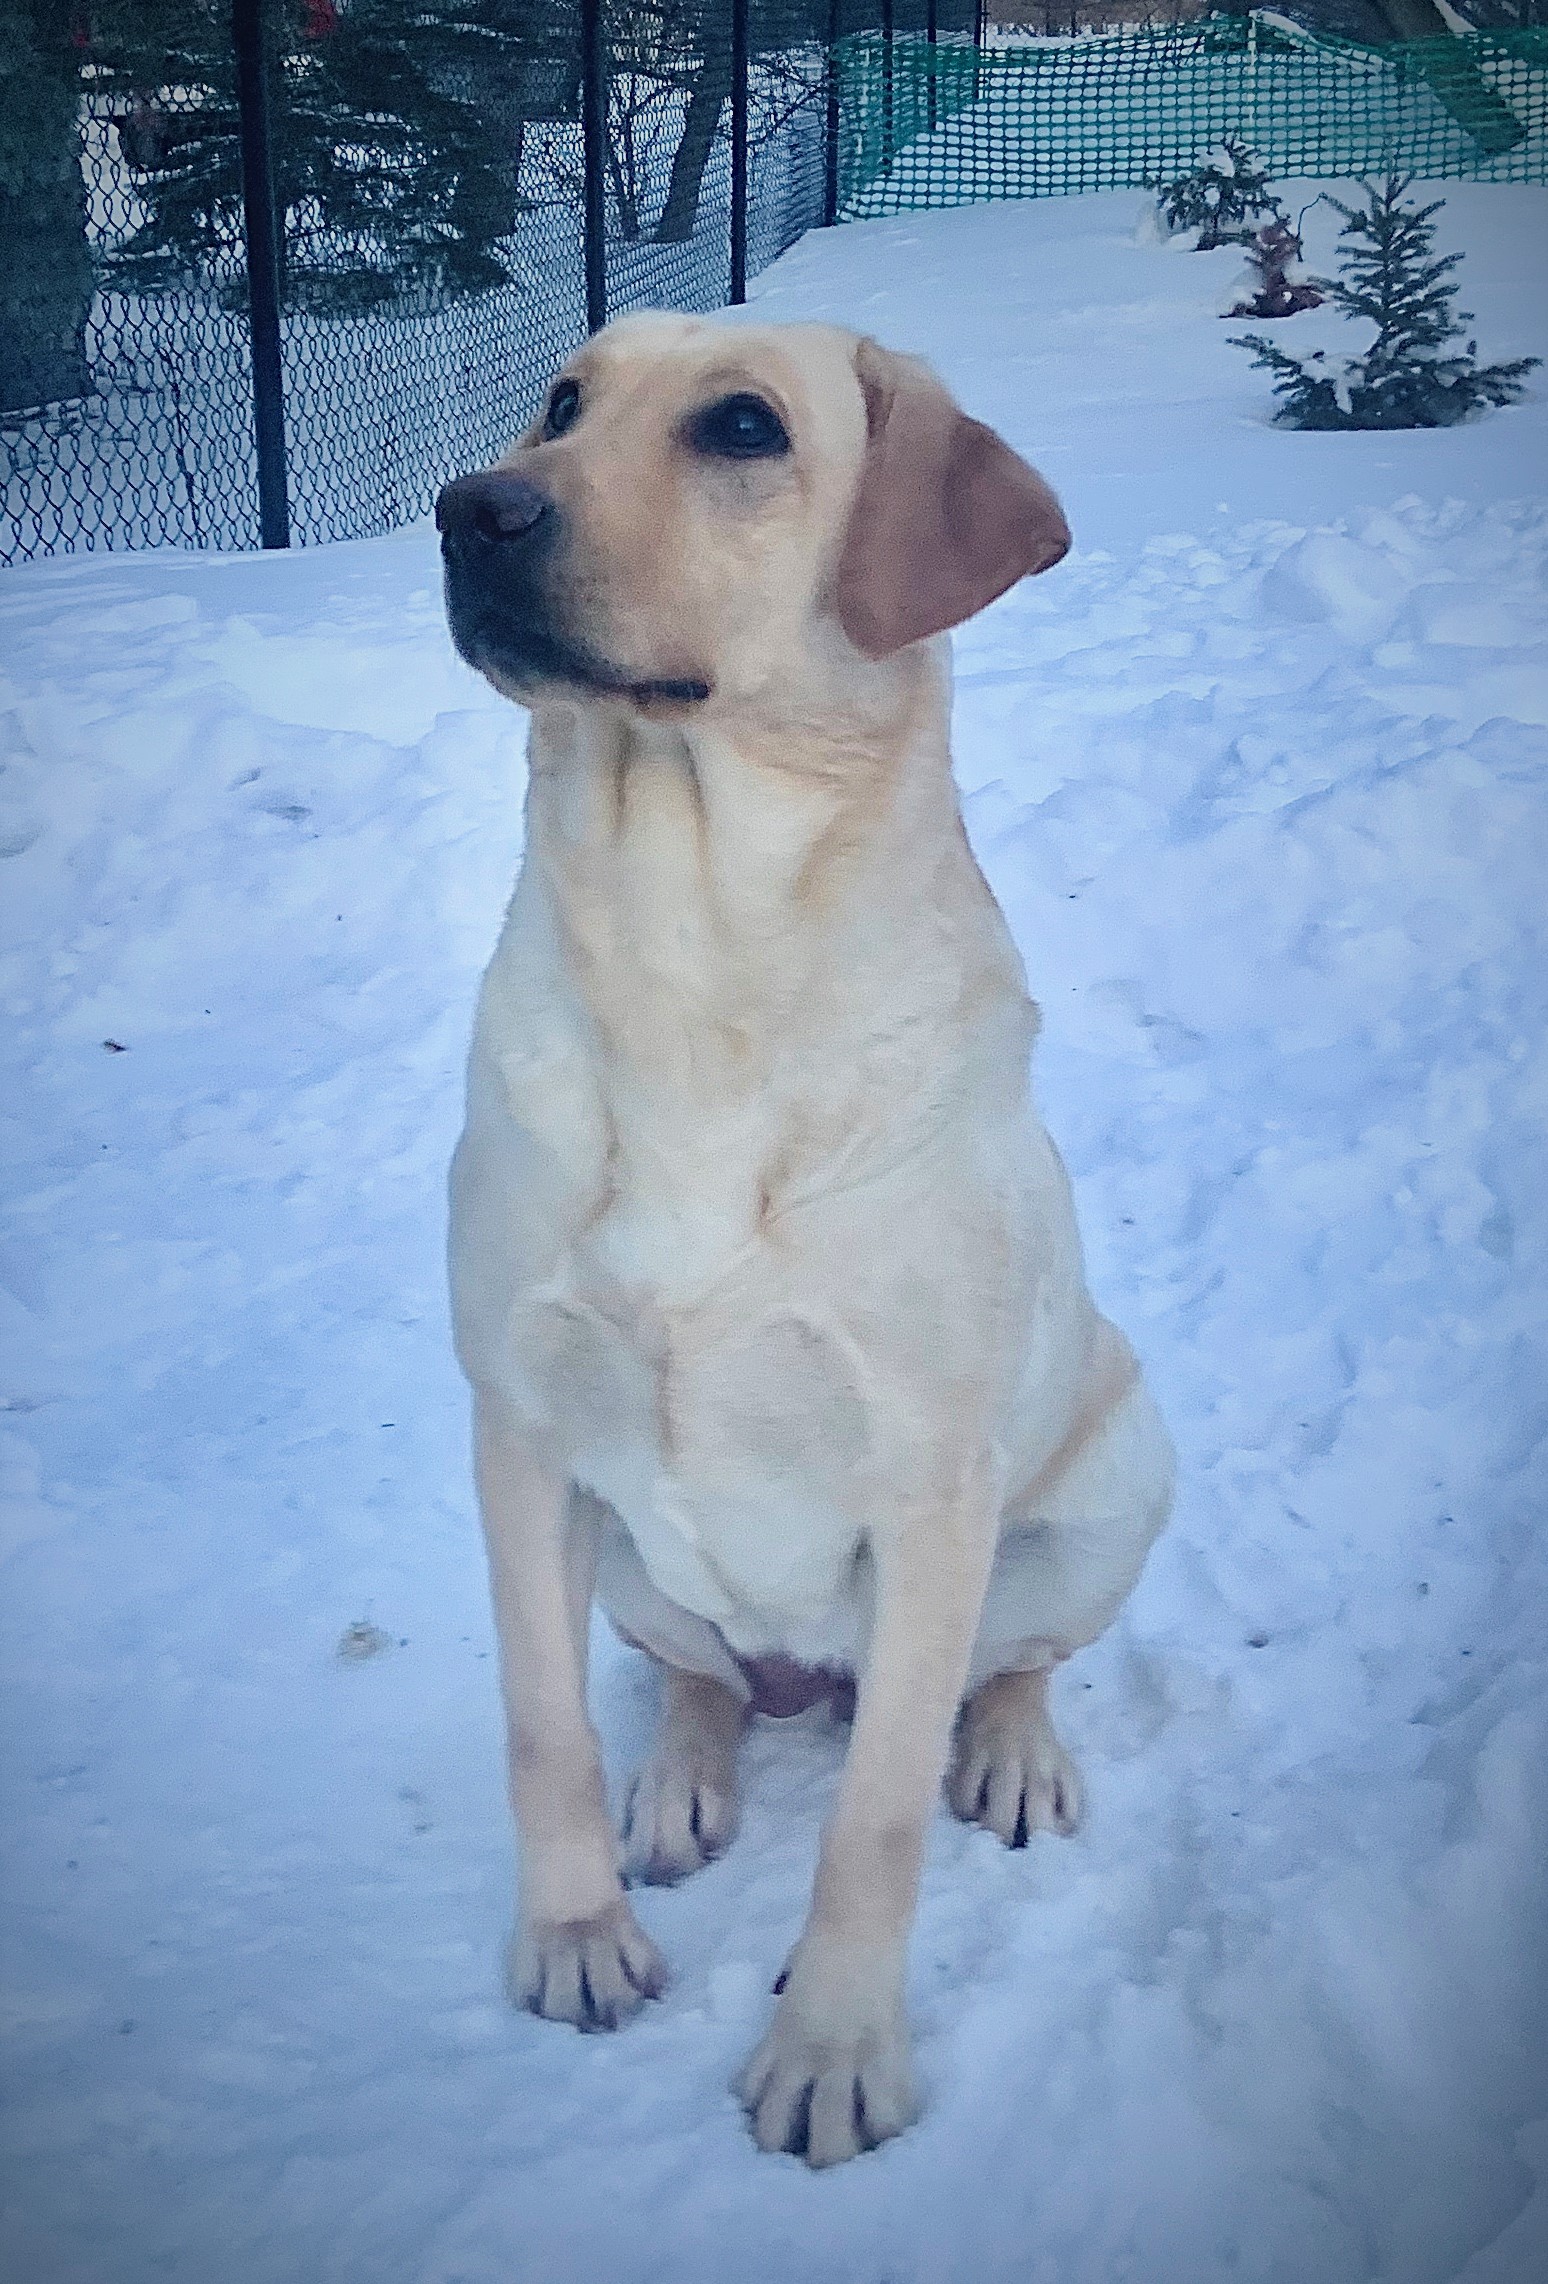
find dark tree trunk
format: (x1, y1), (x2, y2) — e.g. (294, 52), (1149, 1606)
(0, 2), (94, 418)
(653, 37), (732, 244)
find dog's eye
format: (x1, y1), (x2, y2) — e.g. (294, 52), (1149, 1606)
(542, 379), (581, 439)
(687, 393), (791, 461)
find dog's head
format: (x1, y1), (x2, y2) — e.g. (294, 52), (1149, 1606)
(437, 315), (1069, 715)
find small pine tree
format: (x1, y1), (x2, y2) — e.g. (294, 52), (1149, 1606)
(1152, 137), (1283, 251)
(1231, 176), (1539, 430)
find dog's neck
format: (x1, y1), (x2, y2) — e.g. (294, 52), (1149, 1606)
(522, 643), (957, 959)
(503, 643), (1032, 1280)
(515, 638), (1029, 1063)
(518, 633), (1023, 1082)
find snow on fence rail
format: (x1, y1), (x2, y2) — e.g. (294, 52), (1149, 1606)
(3, 8), (1545, 569)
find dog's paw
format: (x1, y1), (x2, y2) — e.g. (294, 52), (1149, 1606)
(947, 1669), (1083, 1845)
(734, 1945), (918, 2167)
(507, 1898), (667, 2031)
(620, 1749), (738, 1887)
(735, 2013), (918, 2168)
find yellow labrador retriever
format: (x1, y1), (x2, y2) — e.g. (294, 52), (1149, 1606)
(436, 314), (1173, 2167)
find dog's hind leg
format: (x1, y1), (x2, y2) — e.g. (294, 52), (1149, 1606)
(947, 1665), (1082, 1844)
(949, 1334), (1174, 1849)
(621, 1664), (747, 1887)
(591, 1494), (753, 1886)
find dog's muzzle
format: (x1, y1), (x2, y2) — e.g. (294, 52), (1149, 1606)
(436, 467), (582, 689)
(436, 467), (711, 708)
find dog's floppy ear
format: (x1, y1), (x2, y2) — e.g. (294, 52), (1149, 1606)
(834, 338), (1070, 659)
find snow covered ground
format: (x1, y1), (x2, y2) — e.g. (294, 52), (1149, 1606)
(3, 184), (1547, 2284)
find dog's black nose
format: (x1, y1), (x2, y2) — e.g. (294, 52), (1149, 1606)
(436, 471), (552, 549)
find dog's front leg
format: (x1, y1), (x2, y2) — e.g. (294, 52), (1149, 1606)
(474, 1391), (667, 2029)
(736, 1474), (1000, 2165)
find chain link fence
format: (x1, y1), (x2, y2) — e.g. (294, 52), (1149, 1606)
(4, 5), (1544, 568)
(2, 2), (974, 565)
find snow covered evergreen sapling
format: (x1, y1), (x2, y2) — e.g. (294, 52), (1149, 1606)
(1152, 139), (1319, 320)
(1231, 177), (1539, 430)
(1152, 137), (1282, 250)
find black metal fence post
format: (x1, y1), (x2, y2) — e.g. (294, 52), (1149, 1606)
(232, 0), (289, 549)
(730, 0), (749, 302)
(823, 0), (841, 227)
(882, 0), (894, 172)
(580, 0), (608, 332)
(927, 0), (938, 135)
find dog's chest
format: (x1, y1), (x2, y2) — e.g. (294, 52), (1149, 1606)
(519, 1218), (871, 1638)
(480, 739), (915, 1640)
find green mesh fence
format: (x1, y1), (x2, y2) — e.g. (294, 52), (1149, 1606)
(836, 15), (1548, 218)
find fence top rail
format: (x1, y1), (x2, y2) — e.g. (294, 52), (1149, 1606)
(838, 12), (1548, 61)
